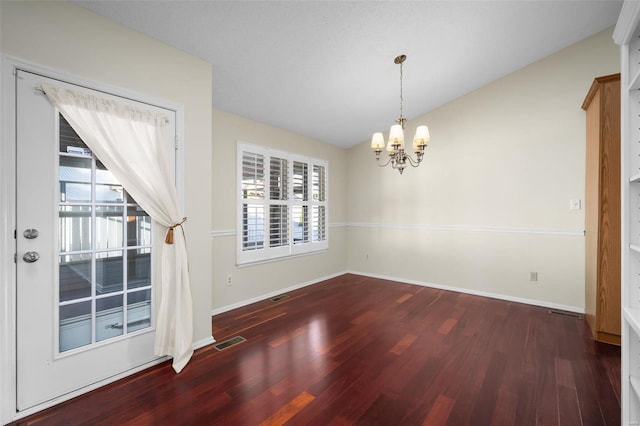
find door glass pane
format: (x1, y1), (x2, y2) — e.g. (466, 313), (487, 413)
(96, 206), (123, 249)
(59, 156), (91, 202)
(96, 185), (124, 203)
(96, 295), (124, 342)
(59, 205), (91, 252)
(96, 251), (123, 295)
(59, 253), (91, 302)
(127, 206), (151, 246)
(96, 160), (118, 184)
(128, 290), (151, 333)
(128, 248), (151, 289)
(59, 301), (91, 352)
(60, 115), (90, 155)
(96, 161), (124, 203)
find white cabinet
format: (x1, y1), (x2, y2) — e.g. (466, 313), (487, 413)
(614, 3), (640, 423)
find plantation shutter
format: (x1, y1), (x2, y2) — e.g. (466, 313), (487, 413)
(237, 143), (328, 264)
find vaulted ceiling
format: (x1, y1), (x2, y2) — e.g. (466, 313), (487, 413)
(74, 1), (622, 148)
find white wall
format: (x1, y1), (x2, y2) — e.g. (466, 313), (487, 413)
(212, 109), (348, 311)
(0, 1), (212, 421)
(347, 28), (619, 311)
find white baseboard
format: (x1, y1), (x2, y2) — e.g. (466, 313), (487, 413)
(211, 270), (348, 316)
(211, 270), (584, 318)
(348, 270), (585, 314)
(193, 335), (215, 350)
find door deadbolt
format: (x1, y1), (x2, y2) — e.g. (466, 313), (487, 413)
(23, 252), (39, 263)
(23, 229), (39, 239)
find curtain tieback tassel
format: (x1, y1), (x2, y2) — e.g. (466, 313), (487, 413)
(165, 217), (187, 244)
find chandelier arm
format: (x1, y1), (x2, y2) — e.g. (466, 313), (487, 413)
(404, 153), (422, 167)
(376, 156), (394, 167)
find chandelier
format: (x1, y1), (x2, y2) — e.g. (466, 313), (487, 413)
(371, 54), (430, 174)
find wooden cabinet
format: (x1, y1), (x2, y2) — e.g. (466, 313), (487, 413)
(582, 73), (621, 345)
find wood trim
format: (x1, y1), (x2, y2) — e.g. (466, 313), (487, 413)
(584, 87), (601, 328)
(596, 75), (621, 338)
(582, 73), (621, 111)
(596, 331), (621, 346)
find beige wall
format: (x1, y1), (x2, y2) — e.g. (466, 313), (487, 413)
(347, 28), (619, 311)
(212, 109), (348, 310)
(0, 1), (213, 351)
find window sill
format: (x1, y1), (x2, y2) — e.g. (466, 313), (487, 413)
(236, 248), (329, 268)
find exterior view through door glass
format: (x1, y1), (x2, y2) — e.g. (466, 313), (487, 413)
(58, 116), (152, 352)
(15, 70), (175, 411)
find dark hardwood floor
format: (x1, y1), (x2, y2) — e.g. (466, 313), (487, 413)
(12, 274), (620, 425)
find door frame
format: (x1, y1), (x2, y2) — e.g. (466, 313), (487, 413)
(0, 56), (186, 423)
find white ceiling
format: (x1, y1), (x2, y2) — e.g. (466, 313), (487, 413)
(74, 0), (622, 148)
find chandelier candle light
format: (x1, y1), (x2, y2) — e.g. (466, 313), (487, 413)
(371, 54), (430, 174)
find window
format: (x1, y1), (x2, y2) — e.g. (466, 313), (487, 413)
(237, 143), (328, 264)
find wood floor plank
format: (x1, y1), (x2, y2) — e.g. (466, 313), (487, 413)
(396, 293), (413, 304)
(389, 333), (417, 355)
(234, 293), (308, 320)
(231, 311), (288, 335)
(489, 383), (519, 426)
(268, 326), (307, 348)
(357, 393), (404, 425)
(437, 318), (457, 335)
(468, 351), (507, 424)
(10, 274), (620, 426)
(258, 391), (315, 426)
(422, 394), (455, 426)
(555, 357), (577, 390)
(557, 385), (583, 426)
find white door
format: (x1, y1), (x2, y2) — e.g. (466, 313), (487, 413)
(15, 70), (174, 411)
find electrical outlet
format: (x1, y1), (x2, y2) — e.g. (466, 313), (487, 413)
(529, 272), (538, 282)
(226, 274), (232, 286)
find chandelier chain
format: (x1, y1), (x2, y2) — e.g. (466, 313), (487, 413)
(399, 61), (404, 124)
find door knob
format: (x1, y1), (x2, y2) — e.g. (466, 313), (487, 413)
(23, 252), (39, 263)
(23, 229), (39, 239)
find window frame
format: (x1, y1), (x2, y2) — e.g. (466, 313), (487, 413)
(237, 142), (329, 265)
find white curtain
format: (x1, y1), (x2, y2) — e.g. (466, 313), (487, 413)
(43, 83), (193, 373)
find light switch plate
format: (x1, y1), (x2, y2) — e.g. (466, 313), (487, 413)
(569, 199), (582, 210)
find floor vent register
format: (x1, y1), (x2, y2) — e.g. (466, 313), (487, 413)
(271, 294), (289, 302)
(214, 335), (247, 351)
(548, 309), (583, 320)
